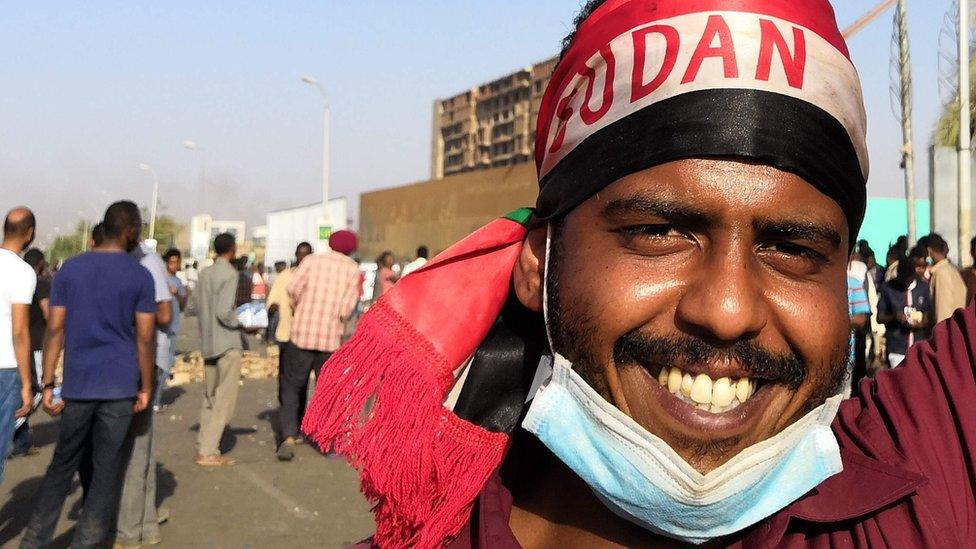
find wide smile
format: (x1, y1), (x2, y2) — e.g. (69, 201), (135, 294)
(638, 364), (784, 438)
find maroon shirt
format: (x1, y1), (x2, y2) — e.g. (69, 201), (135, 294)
(357, 303), (976, 547)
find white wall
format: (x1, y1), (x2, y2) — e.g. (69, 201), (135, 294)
(265, 198), (348, 265)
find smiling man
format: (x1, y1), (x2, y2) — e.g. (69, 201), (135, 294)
(303, 1), (976, 547)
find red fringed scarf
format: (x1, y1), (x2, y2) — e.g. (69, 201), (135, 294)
(302, 209), (533, 548)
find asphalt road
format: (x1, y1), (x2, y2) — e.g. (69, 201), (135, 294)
(0, 378), (376, 548)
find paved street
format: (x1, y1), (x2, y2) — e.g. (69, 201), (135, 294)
(0, 378), (376, 548)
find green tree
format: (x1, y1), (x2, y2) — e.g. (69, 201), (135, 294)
(141, 212), (184, 253)
(935, 55), (976, 148)
(47, 220), (92, 266)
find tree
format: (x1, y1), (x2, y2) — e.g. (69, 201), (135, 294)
(47, 221), (91, 266)
(934, 55), (976, 148)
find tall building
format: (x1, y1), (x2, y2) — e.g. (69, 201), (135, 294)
(431, 56), (558, 179)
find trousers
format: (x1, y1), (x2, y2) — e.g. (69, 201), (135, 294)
(116, 368), (162, 544)
(197, 349), (242, 456)
(0, 370), (22, 484)
(277, 343), (331, 440)
(20, 398), (134, 549)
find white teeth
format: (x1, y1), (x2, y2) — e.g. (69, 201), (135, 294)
(736, 378), (753, 403)
(690, 374), (713, 404)
(668, 368), (683, 393)
(660, 367), (754, 414)
(711, 377), (734, 407)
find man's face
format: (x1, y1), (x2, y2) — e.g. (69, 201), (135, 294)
(123, 220), (143, 252)
(547, 159), (851, 473)
(912, 256), (928, 278)
(296, 246), (311, 265)
(166, 255), (180, 275)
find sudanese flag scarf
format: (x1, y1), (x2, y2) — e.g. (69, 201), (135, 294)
(303, 0), (869, 546)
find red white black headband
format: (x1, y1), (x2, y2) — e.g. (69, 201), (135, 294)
(534, 0), (869, 241)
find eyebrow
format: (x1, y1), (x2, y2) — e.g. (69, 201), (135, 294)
(602, 196), (713, 228)
(753, 218), (842, 248)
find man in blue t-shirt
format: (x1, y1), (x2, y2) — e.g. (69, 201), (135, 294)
(21, 201), (157, 549)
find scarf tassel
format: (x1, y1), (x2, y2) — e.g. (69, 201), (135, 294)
(302, 301), (509, 548)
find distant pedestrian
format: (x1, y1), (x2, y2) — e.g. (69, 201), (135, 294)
(233, 256), (251, 308)
(184, 260), (199, 292)
(846, 267), (871, 397)
(10, 248), (49, 458)
(115, 240), (174, 547)
(401, 245), (429, 278)
(923, 233), (968, 323)
(961, 236), (976, 306)
(21, 201), (155, 549)
(195, 233), (252, 467)
(278, 232), (359, 461)
(251, 262), (268, 301)
(267, 242), (313, 455)
(877, 255), (931, 368)
(374, 251), (397, 299)
(0, 207), (37, 482)
(163, 248), (189, 392)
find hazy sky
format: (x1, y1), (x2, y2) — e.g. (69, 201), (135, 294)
(0, 1), (961, 245)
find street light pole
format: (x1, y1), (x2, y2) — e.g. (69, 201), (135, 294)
(182, 140), (207, 215)
(301, 75), (331, 228)
(138, 163), (160, 239)
(959, 0), (972, 262)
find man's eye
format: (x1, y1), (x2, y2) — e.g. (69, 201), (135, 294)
(618, 224), (681, 238)
(762, 242), (827, 263)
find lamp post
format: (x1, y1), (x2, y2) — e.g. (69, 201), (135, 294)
(959, 0), (972, 262)
(138, 163), (160, 239)
(182, 140), (208, 214)
(300, 75), (332, 232)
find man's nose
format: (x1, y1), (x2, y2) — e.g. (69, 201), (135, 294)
(675, 243), (768, 343)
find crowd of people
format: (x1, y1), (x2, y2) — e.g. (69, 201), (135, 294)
(0, 201), (437, 547)
(845, 234), (974, 394)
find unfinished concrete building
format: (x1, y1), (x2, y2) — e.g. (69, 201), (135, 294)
(431, 57), (558, 179)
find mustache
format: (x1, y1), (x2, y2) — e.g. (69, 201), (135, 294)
(613, 331), (806, 389)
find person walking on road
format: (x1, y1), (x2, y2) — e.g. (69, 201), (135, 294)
(10, 248), (50, 458)
(267, 242), (312, 453)
(400, 245), (429, 278)
(0, 207), (37, 483)
(277, 231), (360, 461)
(196, 233), (252, 467)
(923, 233), (968, 324)
(20, 201), (156, 549)
(114, 240), (173, 547)
(160, 248), (188, 409)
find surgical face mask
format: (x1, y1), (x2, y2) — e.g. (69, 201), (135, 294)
(524, 227), (844, 544)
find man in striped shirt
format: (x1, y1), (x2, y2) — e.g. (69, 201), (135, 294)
(278, 231), (360, 460)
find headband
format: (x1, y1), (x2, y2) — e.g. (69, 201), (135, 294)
(534, 0), (868, 241)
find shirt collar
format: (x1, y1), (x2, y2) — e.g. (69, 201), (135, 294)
(786, 449), (925, 523)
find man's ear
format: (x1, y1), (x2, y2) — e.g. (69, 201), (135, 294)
(513, 226), (546, 312)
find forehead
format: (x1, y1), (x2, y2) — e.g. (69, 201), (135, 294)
(583, 158), (848, 234)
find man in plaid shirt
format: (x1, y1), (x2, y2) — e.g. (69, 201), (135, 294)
(278, 230), (361, 460)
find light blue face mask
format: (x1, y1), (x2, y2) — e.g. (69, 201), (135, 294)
(522, 355), (844, 545)
(522, 228), (844, 545)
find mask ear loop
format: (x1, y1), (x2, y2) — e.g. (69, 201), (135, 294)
(527, 223), (557, 401)
(542, 223), (555, 352)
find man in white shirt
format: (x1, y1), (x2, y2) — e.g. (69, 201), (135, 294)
(401, 245), (429, 278)
(0, 207), (37, 484)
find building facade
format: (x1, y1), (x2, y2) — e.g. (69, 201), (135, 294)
(189, 215), (246, 264)
(360, 162), (538, 261)
(431, 57), (558, 179)
(264, 198), (349, 265)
